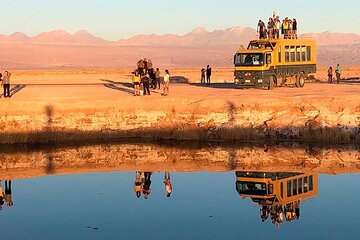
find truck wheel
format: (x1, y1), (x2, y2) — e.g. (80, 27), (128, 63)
(268, 76), (275, 90)
(296, 73), (305, 88)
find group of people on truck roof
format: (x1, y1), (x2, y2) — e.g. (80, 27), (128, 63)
(257, 16), (298, 40)
(133, 58), (170, 96)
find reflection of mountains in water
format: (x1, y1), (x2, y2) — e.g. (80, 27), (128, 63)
(0, 142), (359, 180)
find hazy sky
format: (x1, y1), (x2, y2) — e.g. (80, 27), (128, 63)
(0, 0), (358, 40)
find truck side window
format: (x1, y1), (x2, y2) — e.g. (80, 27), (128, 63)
(278, 47), (281, 63)
(266, 54), (271, 64)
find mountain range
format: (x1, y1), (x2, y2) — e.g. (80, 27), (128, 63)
(0, 27), (359, 69)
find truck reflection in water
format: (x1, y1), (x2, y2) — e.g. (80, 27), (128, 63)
(236, 172), (318, 228)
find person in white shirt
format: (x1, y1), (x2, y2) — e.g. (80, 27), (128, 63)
(164, 172), (172, 197)
(162, 69), (170, 96)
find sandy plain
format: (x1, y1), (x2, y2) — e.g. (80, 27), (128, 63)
(0, 67), (359, 144)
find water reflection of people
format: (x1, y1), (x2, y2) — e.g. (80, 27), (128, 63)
(285, 201), (300, 222)
(134, 172), (142, 198)
(143, 172), (152, 200)
(270, 205), (284, 228)
(5, 180), (13, 207)
(260, 206), (270, 222)
(164, 172), (172, 198)
(0, 180), (4, 210)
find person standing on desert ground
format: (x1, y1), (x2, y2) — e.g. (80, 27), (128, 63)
(5, 180), (13, 207)
(162, 70), (170, 96)
(206, 65), (212, 85)
(3, 71), (11, 98)
(328, 67), (333, 83)
(143, 58), (148, 74)
(201, 68), (206, 83)
(164, 172), (172, 198)
(137, 59), (145, 75)
(335, 64), (342, 83)
(132, 70), (141, 96)
(0, 73), (3, 97)
(155, 68), (161, 89)
(147, 59), (153, 69)
(141, 74), (151, 95)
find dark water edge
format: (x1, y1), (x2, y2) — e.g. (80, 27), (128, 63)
(0, 138), (359, 154)
(0, 125), (359, 146)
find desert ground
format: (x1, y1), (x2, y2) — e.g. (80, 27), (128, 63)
(0, 67), (359, 144)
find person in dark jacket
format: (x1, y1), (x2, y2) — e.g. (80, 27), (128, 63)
(3, 71), (11, 98)
(141, 74), (151, 95)
(206, 65), (212, 85)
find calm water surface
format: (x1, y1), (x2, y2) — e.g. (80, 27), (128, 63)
(1, 171), (360, 239)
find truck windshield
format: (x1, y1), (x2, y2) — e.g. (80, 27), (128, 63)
(237, 182), (267, 196)
(234, 53), (264, 66)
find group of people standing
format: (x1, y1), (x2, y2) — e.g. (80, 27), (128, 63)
(0, 180), (13, 211)
(257, 16), (298, 40)
(0, 71), (12, 98)
(200, 65), (212, 85)
(328, 64), (342, 83)
(134, 172), (172, 199)
(133, 58), (170, 96)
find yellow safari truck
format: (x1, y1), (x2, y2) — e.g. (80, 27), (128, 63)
(234, 39), (316, 89)
(235, 171), (318, 206)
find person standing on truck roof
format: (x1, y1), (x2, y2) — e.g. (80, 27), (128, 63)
(282, 18), (289, 39)
(267, 18), (274, 39)
(292, 19), (298, 39)
(288, 19), (293, 39)
(257, 20), (266, 39)
(335, 64), (342, 83)
(275, 16), (281, 39)
(206, 65), (212, 85)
